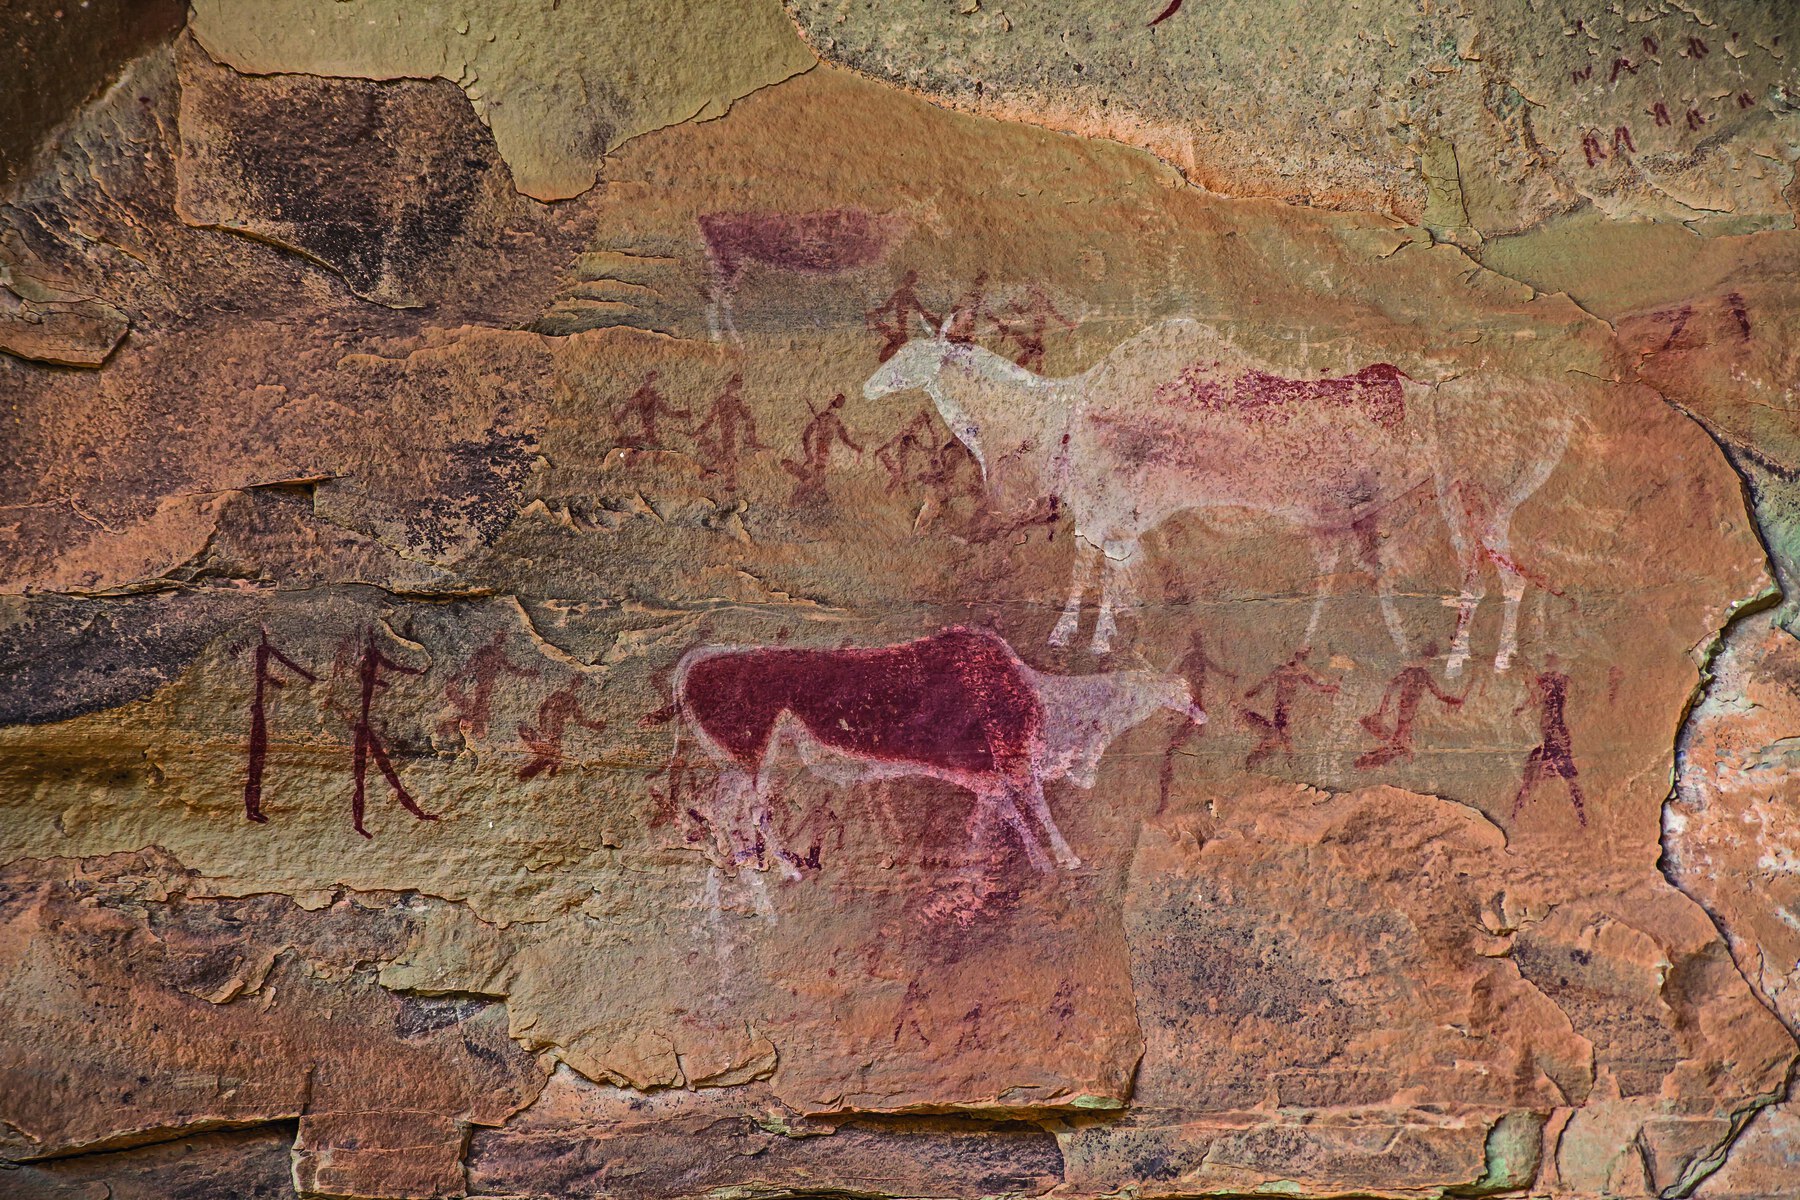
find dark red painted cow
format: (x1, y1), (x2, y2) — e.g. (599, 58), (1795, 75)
(663, 627), (1202, 877)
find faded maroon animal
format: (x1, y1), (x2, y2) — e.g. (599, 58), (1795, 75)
(1155, 361), (1407, 429)
(700, 208), (900, 340)
(654, 627), (1202, 884)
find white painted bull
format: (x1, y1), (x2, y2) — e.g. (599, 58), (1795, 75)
(658, 627), (1202, 879)
(863, 317), (1571, 674)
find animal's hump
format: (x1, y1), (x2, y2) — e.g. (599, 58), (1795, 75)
(1080, 318), (1243, 404)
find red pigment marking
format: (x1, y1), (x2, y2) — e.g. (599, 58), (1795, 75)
(699, 209), (894, 286)
(244, 628), (317, 823)
(1149, 0), (1184, 25)
(680, 628), (1042, 777)
(1153, 362), (1408, 429)
(349, 629), (436, 839)
(1726, 292), (1752, 339)
(1513, 668), (1586, 826)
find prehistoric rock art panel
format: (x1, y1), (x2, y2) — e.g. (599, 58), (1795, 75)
(4, 8), (1798, 1198)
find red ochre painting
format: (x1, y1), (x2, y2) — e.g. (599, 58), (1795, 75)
(4, 3), (1800, 1198)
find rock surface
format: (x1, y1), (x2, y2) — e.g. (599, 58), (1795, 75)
(3, 3), (1798, 1198)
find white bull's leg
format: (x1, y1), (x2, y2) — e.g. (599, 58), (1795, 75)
(1487, 527), (1527, 673)
(976, 785), (1052, 872)
(1435, 476), (1484, 679)
(1303, 535), (1343, 650)
(1050, 538), (1102, 647)
(1361, 519), (1410, 656)
(1092, 540), (1140, 655)
(1018, 776), (1081, 869)
(752, 756), (804, 881)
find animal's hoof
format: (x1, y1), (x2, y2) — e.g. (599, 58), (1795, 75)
(1493, 651), (1513, 672)
(1057, 853), (1083, 870)
(1048, 620), (1077, 647)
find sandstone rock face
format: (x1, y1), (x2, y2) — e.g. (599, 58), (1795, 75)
(3, 4), (1798, 1198)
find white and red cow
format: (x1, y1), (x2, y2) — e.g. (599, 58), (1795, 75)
(864, 316), (1572, 673)
(660, 627), (1202, 878)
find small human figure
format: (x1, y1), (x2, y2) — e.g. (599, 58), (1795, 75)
(691, 373), (769, 488)
(1512, 657), (1586, 826)
(1354, 643), (1465, 769)
(349, 629), (436, 838)
(874, 409), (941, 493)
(243, 628), (317, 823)
(781, 393), (863, 504)
(1240, 647), (1339, 769)
(942, 271), (1005, 343)
(613, 370), (691, 449)
(865, 270), (941, 362)
(998, 285), (1076, 371)
(516, 678), (608, 781)
(439, 629), (538, 742)
(1158, 631), (1233, 810)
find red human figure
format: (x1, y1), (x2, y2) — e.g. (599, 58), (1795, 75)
(349, 629), (435, 838)
(439, 629), (538, 741)
(781, 393), (863, 504)
(1512, 659), (1586, 826)
(613, 371), (690, 449)
(999, 285), (1076, 371)
(942, 271), (1004, 343)
(691, 373), (770, 488)
(1240, 648), (1338, 769)
(517, 678), (608, 781)
(1354, 643), (1465, 769)
(874, 409), (941, 493)
(865, 270), (941, 363)
(244, 628), (317, 823)
(1158, 631), (1233, 810)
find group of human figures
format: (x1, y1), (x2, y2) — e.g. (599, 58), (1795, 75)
(865, 270), (1075, 370)
(1159, 633), (1586, 825)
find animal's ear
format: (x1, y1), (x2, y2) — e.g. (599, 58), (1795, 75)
(911, 310), (939, 339)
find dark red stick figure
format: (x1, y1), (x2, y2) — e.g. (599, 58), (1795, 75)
(440, 629), (538, 742)
(517, 678), (608, 781)
(1651, 101), (1673, 127)
(1512, 658), (1586, 826)
(691, 373), (770, 488)
(781, 393), (863, 504)
(613, 371), (690, 449)
(865, 270), (941, 363)
(1354, 643), (1465, 770)
(1158, 631), (1233, 810)
(349, 629), (435, 838)
(244, 628), (317, 823)
(1240, 648), (1338, 769)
